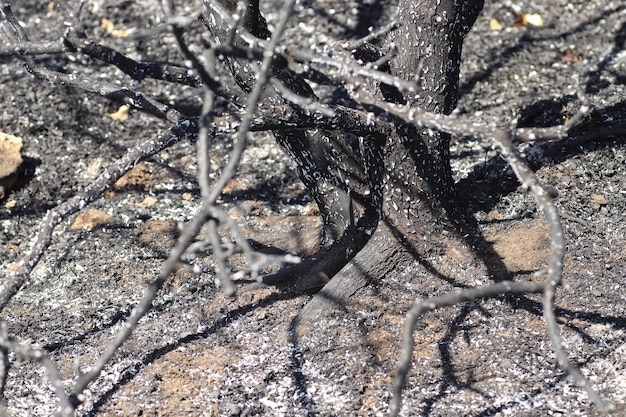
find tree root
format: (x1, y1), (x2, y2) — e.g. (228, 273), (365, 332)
(298, 225), (412, 319)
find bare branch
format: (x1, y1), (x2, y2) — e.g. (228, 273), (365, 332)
(0, 41), (65, 56)
(389, 280), (545, 417)
(341, 21), (401, 50)
(269, 77), (335, 117)
(69, 38), (203, 87)
(67, 0), (301, 407)
(27, 65), (182, 122)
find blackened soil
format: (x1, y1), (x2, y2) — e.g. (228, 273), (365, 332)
(0, 1), (625, 416)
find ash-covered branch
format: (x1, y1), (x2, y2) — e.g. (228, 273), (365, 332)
(0, 41), (65, 56)
(0, 3), (182, 123)
(68, 37), (203, 87)
(67, 0), (301, 408)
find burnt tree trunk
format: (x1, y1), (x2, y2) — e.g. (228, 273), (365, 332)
(204, 0), (484, 306)
(300, 0), (484, 314)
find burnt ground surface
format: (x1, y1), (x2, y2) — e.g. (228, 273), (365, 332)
(1, 0), (626, 416)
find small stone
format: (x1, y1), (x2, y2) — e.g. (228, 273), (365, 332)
(224, 402), (242, 416)
(0, 132), (24, 200)
(70, 208), (114, 230)
(590, 194), (608, 209)
(138, 196), (157, 207)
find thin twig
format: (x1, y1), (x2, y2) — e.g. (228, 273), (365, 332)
(490, 127), (610, 411)
(68, 0), (298, 407)
(26, 62), (181, 122)
(0, 41), (65, 56)
(543, 285), (614, 412)
(162, 0), (225, 93)
(71, 38), (203, 87)
(206, 0), (296, 205)
(226, 0), (248, 46)
(52, 0), (88, 38)
(207, 218), (236, 295)
(512, 75), (592, 143)
(341, 21), (401, 50)
(269, 77), (335, 117)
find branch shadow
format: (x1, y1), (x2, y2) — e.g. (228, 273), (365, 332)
(459, 3), (626, 100)
(456, 99), (626, 221)
(283, 92), (626, 415)
(418, 293), (626, 416)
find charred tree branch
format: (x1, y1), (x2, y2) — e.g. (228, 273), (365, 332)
(68, 0), (300, 408)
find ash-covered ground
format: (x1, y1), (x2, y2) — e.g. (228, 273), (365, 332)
(0, 0), (625, 416)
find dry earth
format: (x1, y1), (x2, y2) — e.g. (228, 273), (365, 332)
(0, 0), (625, 416)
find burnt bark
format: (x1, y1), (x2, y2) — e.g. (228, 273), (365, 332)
(205, 0), (484, 301)
(300, 0), (485, 315)
(204, 0), (379, 291)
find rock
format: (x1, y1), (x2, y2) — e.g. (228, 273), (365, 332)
(70, 208), (115, 230)
(0, 132), (24, 200)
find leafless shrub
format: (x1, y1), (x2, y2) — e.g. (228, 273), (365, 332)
(0, 0), (620, 415)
